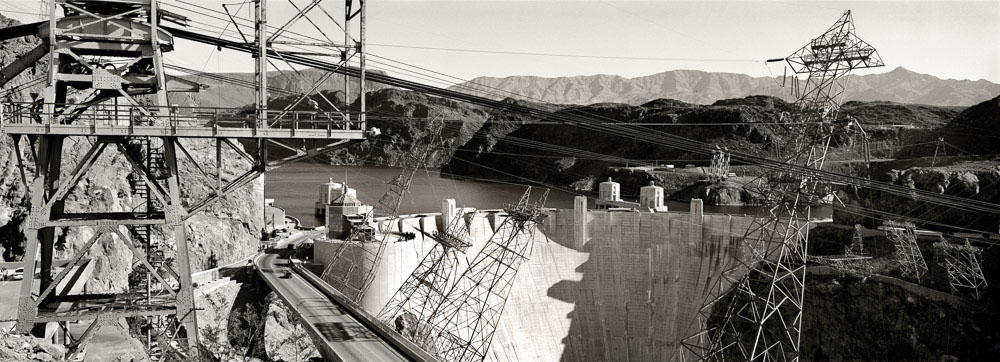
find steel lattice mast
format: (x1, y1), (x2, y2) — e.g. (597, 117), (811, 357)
(886, 220), (928, 282)
(321, 116), (446, 302)
(378, 209), (475, 345)
(682, 10), (883, 362)
(933, 238), (988, 300)
(412, 187), (549, 361)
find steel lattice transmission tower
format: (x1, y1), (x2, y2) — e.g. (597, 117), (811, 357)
(413, 187), (549, 362)
(885, 220), (928, 282)
(321, 116), (445, 302)
(846, 224), (866, 256)
(378, 209), (475, 345)
(933, 238), (988, 300)
(681, 10), (882, 362)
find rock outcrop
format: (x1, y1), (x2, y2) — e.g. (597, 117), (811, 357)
(0, 330), (66, 362)
(263, 292), (320, 362)
(837, 163), (1000, 232)
(671, 179), (760, 206)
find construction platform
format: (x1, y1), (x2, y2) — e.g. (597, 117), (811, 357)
(0, 103), (367, 139)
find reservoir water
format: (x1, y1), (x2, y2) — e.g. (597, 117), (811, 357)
(264, 162), (831, 227)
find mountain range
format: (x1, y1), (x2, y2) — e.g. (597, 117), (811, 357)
(450, 67), (1000, 107)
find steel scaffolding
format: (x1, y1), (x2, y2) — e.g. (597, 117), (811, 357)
(1, 0), (368, 359)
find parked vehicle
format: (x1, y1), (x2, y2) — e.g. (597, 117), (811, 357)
(69, 347), (86, 362)
(12, 267), (24, 281)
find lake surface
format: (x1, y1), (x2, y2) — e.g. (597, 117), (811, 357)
(264, 163), (831, 227)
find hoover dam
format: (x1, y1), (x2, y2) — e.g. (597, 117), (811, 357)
(315, 197), (758, 361)
(4, 2), (997, 361)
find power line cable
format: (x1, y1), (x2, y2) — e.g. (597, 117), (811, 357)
(159, 3), (1000, 228)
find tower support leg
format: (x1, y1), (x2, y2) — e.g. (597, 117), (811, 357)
(16, 135), (58, 337)
(163, 137), (200, 354)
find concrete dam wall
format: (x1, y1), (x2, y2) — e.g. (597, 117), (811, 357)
(314, 199), (757, 361)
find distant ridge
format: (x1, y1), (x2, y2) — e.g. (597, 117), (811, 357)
(450, 67), (1000, 107)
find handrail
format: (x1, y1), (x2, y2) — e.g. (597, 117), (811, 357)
(0, 101), (363, 131)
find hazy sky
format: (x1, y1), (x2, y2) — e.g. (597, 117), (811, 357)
(2, 0), (998, 83)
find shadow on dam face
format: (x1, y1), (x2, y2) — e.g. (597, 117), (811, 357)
(487, 209), (755, 362)
(314, 206), (757, 362)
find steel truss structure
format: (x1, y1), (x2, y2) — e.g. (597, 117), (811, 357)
(885, 220), (927, 282)
(933, 238), (988, 300)
(682, 10), (883, 362)
(1, 0), (368, 359)
(406, 187), (549, 362)
(378, 209), (475, 346)
(708, 146), (731, 181)
(846, 224), (866, 256)
(321, 116), (445, 303)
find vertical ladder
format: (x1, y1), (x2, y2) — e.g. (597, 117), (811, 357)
(125, 136), (171, 360)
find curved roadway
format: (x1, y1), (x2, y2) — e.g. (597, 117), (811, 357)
(255, 253), (409, 361)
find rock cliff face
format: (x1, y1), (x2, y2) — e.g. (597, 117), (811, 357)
(264, 88), (493, 167)
(711, 269), (1000, 361)
(445, 97), (779, 187)
(0, 137), (263, 292)
(333, 88), (491, 167)
(263, 293), (320, 361)
(671, 179), (760, 206)
(453, 67), (1000, 107)
(837, 163), (1000, 232)
(0, 14), (43, 103)
(897, 94), (1000, 158)
(443, 95), (953, 190)
(0, 13), (41, 261)
(838, 95), (1000, 232)
(798, 275), (1000, 360)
